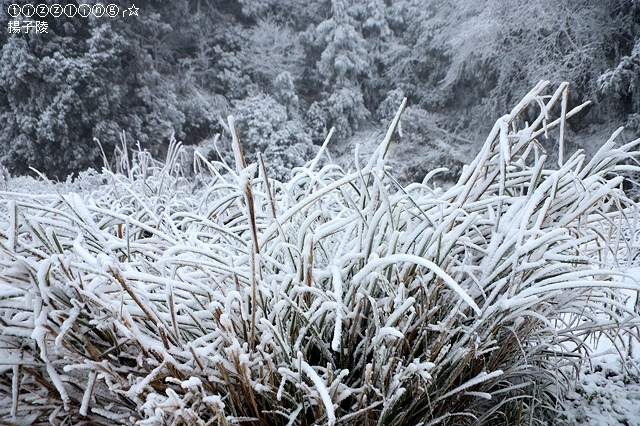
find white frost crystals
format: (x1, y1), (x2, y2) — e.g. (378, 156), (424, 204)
(1, 81), (640, 425)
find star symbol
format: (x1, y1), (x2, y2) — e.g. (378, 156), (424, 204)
(128, 4), (139, 16)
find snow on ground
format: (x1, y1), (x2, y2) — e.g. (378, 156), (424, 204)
(561, 275), (640, 425)
(566, 356), (640, 425)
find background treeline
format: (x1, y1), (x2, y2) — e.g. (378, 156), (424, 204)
(0, 0), (638, 180)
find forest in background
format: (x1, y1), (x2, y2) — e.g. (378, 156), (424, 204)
(0, 0), (638, 182)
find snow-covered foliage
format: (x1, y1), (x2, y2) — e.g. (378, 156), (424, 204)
(307, 86), (371, 142)
(1, 82), (640, 425)
(598, 37), (640, 132)
(314, 0), (372, 88)
(234, 93), (316, 181)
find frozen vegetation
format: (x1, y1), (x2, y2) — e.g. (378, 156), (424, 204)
(1, 0), (638, 183)
(1, 83), (640, 425)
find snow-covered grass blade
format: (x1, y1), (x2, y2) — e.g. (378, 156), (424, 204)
(1, 82), (639, 425)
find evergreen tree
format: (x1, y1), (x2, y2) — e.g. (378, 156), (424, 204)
(0, 2), (217, 178)
(302, 0), (372, 140)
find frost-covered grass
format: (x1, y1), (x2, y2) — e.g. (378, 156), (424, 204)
(1, 82), (640, 425)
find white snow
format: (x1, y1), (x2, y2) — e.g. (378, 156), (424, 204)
(1, 83), (640, 424)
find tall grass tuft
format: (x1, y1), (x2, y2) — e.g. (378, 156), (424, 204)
(1, 81), (640, 425)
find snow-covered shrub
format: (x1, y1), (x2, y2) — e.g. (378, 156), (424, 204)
(1, 82), (640, 425)
(306, 86), (371, 141)
(274, 71), (300, 114)
(235, 93), (316, 180)
(376, 88), (406, 124)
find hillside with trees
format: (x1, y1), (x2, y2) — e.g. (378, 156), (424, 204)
(1, 0), (638, 182)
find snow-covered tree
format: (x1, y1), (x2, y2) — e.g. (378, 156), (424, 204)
(306, 85), (370, 141)
(598, 37), (640, 127)
(313, 0), (371, 88)
(0, 5), (221, 179)
(234, 93), (315, 180)
(240, 19), (305, 91)
(0, 21), (127, 178)
(274, 71), (300, 114)
(378, 0), (635, 131)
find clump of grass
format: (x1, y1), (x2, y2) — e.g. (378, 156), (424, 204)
(1, 81), (640, 425)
